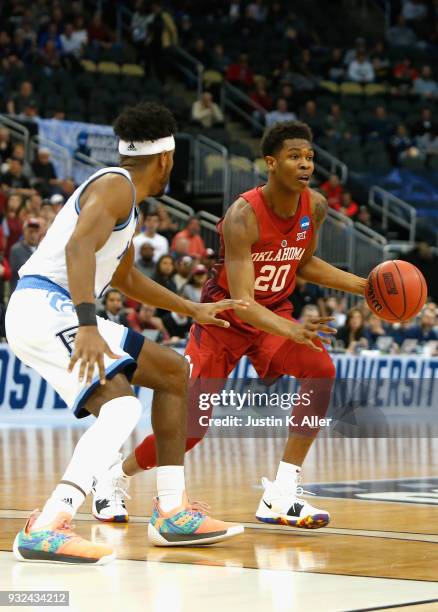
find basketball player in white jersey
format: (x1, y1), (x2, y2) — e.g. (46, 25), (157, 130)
(6, 103), (245, 565)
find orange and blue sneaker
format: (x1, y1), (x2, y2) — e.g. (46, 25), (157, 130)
(13, 510), (116, 564)
(148, 493), (244, 546)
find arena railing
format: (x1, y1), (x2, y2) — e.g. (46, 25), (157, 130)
(352, 222), (387, 279)
(30, 135), (72, 181)
(317, 208), (355, 271)
(369, 185), (416, 242)
(72, 152), (105, 184)
(198, 210), (221, 252)
(171, 47), (204, 95)
(193, 134), (230, 205)
(0, 114), (30, 158)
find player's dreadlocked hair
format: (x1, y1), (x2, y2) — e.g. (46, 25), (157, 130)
(113, 102), (176, 143)
(261, 121), (313, 157)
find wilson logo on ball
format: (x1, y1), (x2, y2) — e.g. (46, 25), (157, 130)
(382, 272), (398, 295)
(366, 277), (383, 312)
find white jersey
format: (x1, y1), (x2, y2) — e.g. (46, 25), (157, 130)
(19, 167), (137, 298)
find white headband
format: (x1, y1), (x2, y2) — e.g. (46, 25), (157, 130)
(118, 136), (175, 156)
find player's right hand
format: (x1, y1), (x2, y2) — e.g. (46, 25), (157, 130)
(68, 326), (121, 386)
(288, 317), (337, 352)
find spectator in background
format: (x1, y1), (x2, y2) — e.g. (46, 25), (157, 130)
(339, 191), (359, 218)
(161, 310), (192, 345)
(299, 304), (320, 324)
(392, 58), (418, 92)
(171, 236), (190, 260)
(413, 65), (438, 99)
(0, 127), (12, 163)
(201, 248), (217, 273)
(250, 79), (273, 112)
(60, 178), (76, 201)
(324, 295), (347, 328)
(171, 217), (206, 258)
(364, 312), (388, 348)
(300, 100), (325, 137)
(133, 210), (169, 263)
(127, 303), (167, 339)
(1, 157), (32, 196)
(336, 307), (369, 352)
(389, 124), (413, 165)
(3, 194), (24, 258)
(60, 22), (87, 58)
(402, 0), (428, 23)
(10, 142), (32, 178)
(226, 53), (254, 89)
(386, 15), (417, 47)
(6, 81), (38, 115)
(325, 103), (350, 138)
(87, 12), (114, 50)
(209, 43), (230, 73)
(324, 47), (346, 83)
(265, 98), (297, 128)
(367, 106), (395, 142)
(191, 92), (224, 128)
(0, 246), (11, 338)
(152, 254), (177, 294)
(181, 264), (209, 302)
(173, 255), (193, 291)
(98, 288), (129, 326)
(371, 41), (390, 82)
(135, 242), (155, 278)
(9, 217), (41, 292)
(403, 308), (437, 343)
(31, 148), (59, 196)
(402, 242), (438, 302)
(155, 202), (178, 241)
(289, 277), (324, 319)
(190, 37), (210, 67)
(356, 205), (378, 232)
(348, 50), (375, 83)
(411, 107), (438, 138)
(320, 174), (343, 209)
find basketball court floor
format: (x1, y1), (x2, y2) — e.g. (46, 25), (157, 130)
(1, 426), (438, 611)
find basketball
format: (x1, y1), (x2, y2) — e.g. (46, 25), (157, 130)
(366, 260), (428, 322)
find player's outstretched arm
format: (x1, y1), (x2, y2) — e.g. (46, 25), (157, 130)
(297, 191), (367, 296)
(223, 199), (335, 351)
(111, 244), (247, 327)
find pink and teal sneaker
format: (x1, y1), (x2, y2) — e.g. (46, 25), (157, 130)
(13, 509), (116, 564)
(148, 493), (244, 546)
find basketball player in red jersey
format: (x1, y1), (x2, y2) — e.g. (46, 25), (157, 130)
(93, 121), (367, 528)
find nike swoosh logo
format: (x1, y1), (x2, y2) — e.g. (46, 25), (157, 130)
(263, 499), (272, 509)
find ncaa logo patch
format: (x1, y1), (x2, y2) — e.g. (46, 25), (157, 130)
(300, 216), (310, 230)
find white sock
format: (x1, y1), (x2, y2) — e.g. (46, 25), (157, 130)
(33, 396), (142, 529)
(157, 465), (185, 512)
(275, 461), (301, 489)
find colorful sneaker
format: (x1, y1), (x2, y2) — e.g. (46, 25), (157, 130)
(92, 456), (130, 523)
(255, 477), (330, 529)
(148, 493), (244, 546)
(13, 510), (116, 564)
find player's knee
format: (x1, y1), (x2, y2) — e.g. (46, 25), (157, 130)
(166, 352), (190, 393)
(86, 372), (135, 416)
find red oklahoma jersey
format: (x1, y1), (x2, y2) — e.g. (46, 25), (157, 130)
(212, 185), (314, 307)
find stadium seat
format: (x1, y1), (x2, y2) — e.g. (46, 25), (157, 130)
(81, 59), (97, 73)
(203, 70), (224, 88)
(339, 82), (364, 96)
(229, 141), (255, 160)
(97, 62), (121, 75)
(364, 83), (388, 97)
(320, 80), (340, 94)
(253, 158), (267, 175)
(229, 156), (253, 173)
(121, 64), (145, 77)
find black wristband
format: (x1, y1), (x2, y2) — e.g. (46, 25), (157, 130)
(75, 302), (97, 326)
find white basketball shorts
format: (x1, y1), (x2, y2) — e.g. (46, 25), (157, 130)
(5, 275), (145, 419)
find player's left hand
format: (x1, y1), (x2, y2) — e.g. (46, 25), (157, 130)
(190, 300), (249, 327)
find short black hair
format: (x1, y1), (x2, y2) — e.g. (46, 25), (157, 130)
(261, 121), (313, 157)
(113, 102), (176, 143)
